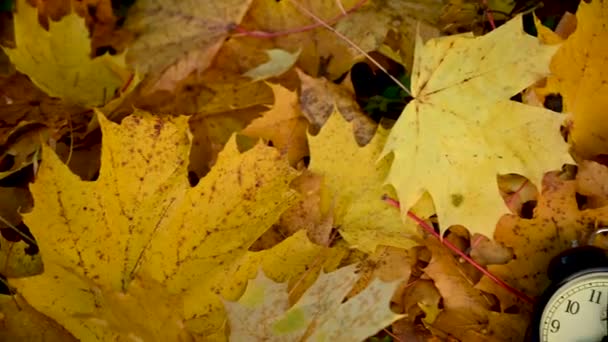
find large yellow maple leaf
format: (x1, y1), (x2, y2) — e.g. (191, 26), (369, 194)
(537, 0), (608, 158)
(2, 0), (132, 107)
(8, 110), (318, 341)
(382, 16), (572, 236)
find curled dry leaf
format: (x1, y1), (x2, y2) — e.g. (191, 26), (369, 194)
(424, 237), (527, 341)
(576, 160), (608, 208)
(298, 69), (377, 145)
(498, 174), (539, 216)
(0, 295), (77, 342)
(125, 0), (253, 91)
(349, 246), (413, 303)
(0, 74), (88, 149)
(241, 83), (309, 165)
(392, 279), (441, 342)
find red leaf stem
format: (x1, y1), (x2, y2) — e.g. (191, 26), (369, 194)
(383, 195), (535, 305)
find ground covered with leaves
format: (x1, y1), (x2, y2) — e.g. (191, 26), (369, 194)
(0, 0), (607, 341)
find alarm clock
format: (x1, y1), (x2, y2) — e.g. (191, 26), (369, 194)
(530, 229), (608, 342)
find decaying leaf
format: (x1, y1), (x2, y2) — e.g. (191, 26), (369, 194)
(382, 15), (572, 237)
(363, 0), (445, 70)
(424, 237), (527, 341)
(125, 0), (253, 90)
(241, 83), (309, 165)
(0, 74), (88, 148)
(298, 69), (376, 144)
(240, 0), (364, 80)
(224, 264), (404, 341)
(0, 295), (77, 342)
(188, 108), (260, 178)
(2, 0), (133, 107)
(477, 164), (608, 310)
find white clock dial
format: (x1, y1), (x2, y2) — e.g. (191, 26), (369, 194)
(540, 272), (608, 342)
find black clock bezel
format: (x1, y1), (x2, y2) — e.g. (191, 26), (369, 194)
(529, 267), (608, 342)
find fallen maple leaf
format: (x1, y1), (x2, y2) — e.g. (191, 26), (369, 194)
(537, 0), (608, 158)
(224, 264), (404, 341)
(353, 0), (445, 71)
(0, 74), (88, 149)
(424, 237), (527, 341)
(240, 0), (366, 79)
(477, 164), (608, 310)
(0, 294), (77, 341)
(188, 108), (260, 178)
(125, 0), (253, 91)
(298, 69), (376, 144)
(308, 111), (424, 253)
(2, 0), (133, 107)
(241, 83), (309, 165)
(9, 110), (303, 340)
(382, 15), (572, 236)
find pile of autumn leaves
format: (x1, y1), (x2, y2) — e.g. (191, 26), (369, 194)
(0, 0), (607, 341)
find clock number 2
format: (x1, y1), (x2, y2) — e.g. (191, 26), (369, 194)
(565, 299), (580, 314)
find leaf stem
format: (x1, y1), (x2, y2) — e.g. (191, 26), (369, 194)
(481, 0), (497, 30)
(382, 195), (535, 305)
(288, 0), (412, 97)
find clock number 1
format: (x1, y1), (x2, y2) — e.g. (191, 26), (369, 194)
(565, 300), (580, 314)
(590, 289), (602, 304)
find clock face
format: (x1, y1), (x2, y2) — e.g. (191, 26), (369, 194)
(540, 271), (608, 342)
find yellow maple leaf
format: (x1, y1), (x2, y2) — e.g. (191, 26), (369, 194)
(2, 0), (132, 107)
(9, 110), (304, 340)
(309, 112), (428, 253)
(241, 83), (309, 165)
(382, 16), (572, 236)
(224, 264), (404, 341)
(538, 0), (608, 158)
